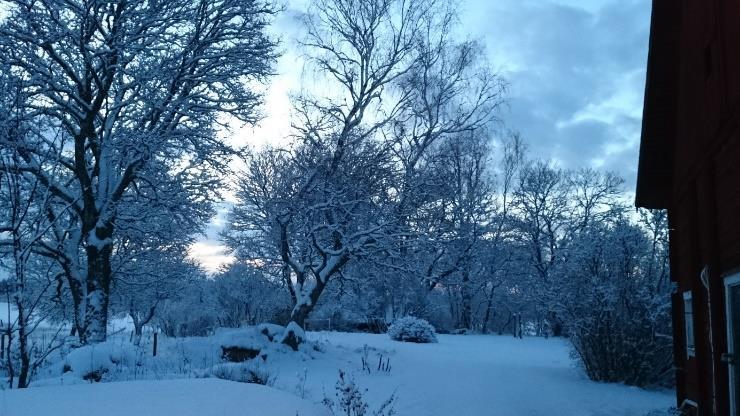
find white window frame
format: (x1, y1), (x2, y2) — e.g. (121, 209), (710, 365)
(683, 291), (695, 358)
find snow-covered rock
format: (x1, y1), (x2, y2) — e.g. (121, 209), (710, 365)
(257, 323), (285, 342)
(280, 321), (306, 350)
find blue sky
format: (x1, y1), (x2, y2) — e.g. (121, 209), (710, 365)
(192, 0), (653, 272)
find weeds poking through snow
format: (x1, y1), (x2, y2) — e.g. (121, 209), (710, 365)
(360, 345), (391, 374)
(295, 367), (308, 399)
(210, 362), (276, 386)
(322, 370), (396, 416)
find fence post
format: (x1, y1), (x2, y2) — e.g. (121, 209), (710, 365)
(153, 332), (158, 357)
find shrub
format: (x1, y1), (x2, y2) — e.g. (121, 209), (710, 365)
(561, 218), (674, 387)
(387, 316), (437, 343)
(322, 370), (396, 416)
(210, 362), (276, 386)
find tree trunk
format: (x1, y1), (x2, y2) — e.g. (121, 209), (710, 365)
(82, 239), (113, 344)
(285, 271), (328, 345)
(460, 271), (473, 330)
(289, 303), (312, 329)
(288, 277), (326, 329)
(481, 285), (496, 334)
(133, 323), (143, 347)
(131, 311), (144, 346)
(5, 324), (14, 389)
(16, 302), (30, 388)
(515, 313), (523, 339)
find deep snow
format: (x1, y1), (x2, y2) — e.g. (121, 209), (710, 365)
(276, 332), (674, 416)
(0, 329), (674, 416)
(0, 378), (328, 416)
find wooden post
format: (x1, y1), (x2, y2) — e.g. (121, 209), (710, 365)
(152, 332), (158, 357)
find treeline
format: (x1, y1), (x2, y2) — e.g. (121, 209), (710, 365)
(0, 0), (671, 390)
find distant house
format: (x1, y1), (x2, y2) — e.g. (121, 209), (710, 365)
(635, 1), (740, 415)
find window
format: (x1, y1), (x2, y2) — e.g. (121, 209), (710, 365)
(683, 291), (695, 358)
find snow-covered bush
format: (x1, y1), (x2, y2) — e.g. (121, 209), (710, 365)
(61, 341), (143, 382)
(388, 316), (437, 343)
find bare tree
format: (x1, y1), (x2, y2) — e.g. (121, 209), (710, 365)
(110, 243), (198, 346)
(0, 78), (65, 387)
(568, 168), (625, 231)
(228, 0), (438, 340)
(226, 0), (506, 347)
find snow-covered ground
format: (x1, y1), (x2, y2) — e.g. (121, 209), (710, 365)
(0, 378), (328, 416)
(278, 332), (674, 416)
(0, 330), (674, 416)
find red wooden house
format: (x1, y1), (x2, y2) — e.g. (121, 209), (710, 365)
(636, 1), (740, 415)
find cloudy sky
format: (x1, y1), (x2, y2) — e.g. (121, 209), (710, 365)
(190, 0), (653, 272)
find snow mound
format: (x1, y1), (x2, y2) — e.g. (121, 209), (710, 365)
(387, 316), (437, 343)
(257, 323), (286, 341)
(63, 341), (143, 381)
(217, 327), (272, 351)
(280, 321), (306, 350)
(0, 378), (329, 416)
(216, 326), (295, 361)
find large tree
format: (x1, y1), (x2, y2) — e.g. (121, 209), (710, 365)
(0, 0), (278, 343)
(225, 0), (505, 344)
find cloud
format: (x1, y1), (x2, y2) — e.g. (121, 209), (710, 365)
(188, 202), (235, 273)
(464, 0), (650, 184)
(188, 241), (235, 274)
(239, 0), (651, 177)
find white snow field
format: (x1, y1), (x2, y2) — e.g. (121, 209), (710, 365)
(0, 330), (674, 416)
(0, 378), (328, 416)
